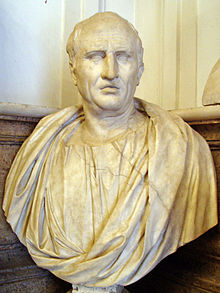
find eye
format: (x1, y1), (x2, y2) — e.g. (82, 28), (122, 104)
(115, 52), (131, 63)
(86, 51), (105, 62)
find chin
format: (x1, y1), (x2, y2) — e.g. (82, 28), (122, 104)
(94, 95), (125, 111)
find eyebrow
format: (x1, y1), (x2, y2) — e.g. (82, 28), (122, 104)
(84, 49), (134, 56)
(84, 50), (106, 57)
(115, 50), (133, 55)
(85, 50), (105, 54)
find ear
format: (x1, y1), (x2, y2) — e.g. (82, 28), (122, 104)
(69, 59), (77, 86)
(137, 63), (144, 86)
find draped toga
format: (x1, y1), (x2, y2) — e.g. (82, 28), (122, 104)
(3, 99), (218, 287)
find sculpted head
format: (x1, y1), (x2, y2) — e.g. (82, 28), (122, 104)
(66, 12), (144, 113)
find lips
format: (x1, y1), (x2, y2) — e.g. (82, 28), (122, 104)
(100, 85), (119, 90)
(100, 86), (119, 95)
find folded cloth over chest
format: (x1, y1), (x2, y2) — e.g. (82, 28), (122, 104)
(3, 98), (218, 287)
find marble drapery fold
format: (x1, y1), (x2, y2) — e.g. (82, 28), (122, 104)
(3, 99), (217, 287)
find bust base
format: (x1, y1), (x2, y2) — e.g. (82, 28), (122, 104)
(67, 284), (129, 293)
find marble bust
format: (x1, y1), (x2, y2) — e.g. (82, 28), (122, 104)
(3, 12), (218, 293)
(202, 58), (220, 105)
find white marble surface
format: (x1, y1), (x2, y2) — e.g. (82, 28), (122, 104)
(71, 284), (125, 293)
(3, 99), (218, 287)
(172, 104), (220, 121)
(0, 101), (220, 122)
(202, 59), (220, 106)
(0, 102), (58, 118)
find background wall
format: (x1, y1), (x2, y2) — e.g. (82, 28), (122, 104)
(0, 0), (63, 107)
(0, 0), (219, 109)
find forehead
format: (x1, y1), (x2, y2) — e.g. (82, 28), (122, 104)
(77, 21), (138, 52)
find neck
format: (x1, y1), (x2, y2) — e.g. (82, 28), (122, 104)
(81, 99), (143, 144)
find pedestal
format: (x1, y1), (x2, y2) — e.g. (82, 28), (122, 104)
(68, 284), (129, 293)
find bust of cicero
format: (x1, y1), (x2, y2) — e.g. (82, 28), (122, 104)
(3, 12), (218, 293)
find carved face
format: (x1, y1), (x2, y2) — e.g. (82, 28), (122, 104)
(71, 19), (143, 113)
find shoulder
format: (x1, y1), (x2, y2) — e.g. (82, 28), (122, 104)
(27, 104), (84, 143)
(134, 97), (189, 137)
(134, 97), (183, 123)
(134, 97), (210, 152)
(36, 104), (84, 129)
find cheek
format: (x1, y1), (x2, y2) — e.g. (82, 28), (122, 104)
(75, 60), (92, 81)
(122, 69), (139, 85)
(120, 62), (139, 79)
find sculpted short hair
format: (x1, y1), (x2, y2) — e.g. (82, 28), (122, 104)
(66, 12), (144, 69)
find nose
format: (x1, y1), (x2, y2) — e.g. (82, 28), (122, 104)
(101, 53), (119, 80)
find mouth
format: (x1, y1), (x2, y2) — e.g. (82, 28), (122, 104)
(100, 85), (119, 90)
(100, 85), (120, 95)
(100, 88), (119, 96)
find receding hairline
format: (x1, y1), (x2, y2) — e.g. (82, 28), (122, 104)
(66, 12), (143, 66)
